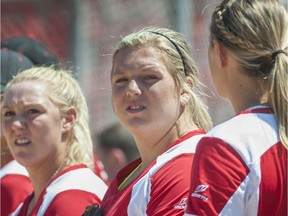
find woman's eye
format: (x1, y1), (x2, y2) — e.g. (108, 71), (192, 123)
(116, 78), (128, 83)
(3, 111), (15, 117)
(114, 78), (129, 86)
(28, 109), (40, 115)
(143, 75), (158, 81)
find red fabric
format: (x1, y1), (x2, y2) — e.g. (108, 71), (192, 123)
(18, 190), (101, 216)
(146, 154), (194, 215)
(15, 164), (107, 216)
(100, 159), (142, 216)
(1, 174), (33, 216)
(185, 137), (249, 215)
(185, 107), (287, 216)
(101, 130), (206, 216)
(258, 143), (287, 216)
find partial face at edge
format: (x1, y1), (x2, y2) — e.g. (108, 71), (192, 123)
(1, 81), (67, 167)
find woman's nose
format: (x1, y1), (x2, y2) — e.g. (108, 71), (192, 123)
(127, 80), (141, 96)
(12, 117), (27, 130)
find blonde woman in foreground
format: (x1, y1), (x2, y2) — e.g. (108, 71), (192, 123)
(2, 67), (107, 216)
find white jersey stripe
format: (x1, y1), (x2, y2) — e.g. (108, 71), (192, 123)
(0, 160), (29, 179)
(128, 134), (204, 215)
(38, 167), (107, 215)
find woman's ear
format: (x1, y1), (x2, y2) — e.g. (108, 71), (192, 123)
(213, 40), (228, 67)
(180, 93), (190, 106)
(62, 106), (77, 133)
(180, 77), (193, 106)
(186, 76), (194, 87)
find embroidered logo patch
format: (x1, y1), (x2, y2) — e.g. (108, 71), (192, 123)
(174, 198), (188, 209)
(194, 184), (208, 193)
(192, 184), (209, 201)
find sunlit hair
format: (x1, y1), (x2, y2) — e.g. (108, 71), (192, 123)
(210, 0), (288, 148)
(4, 66), (94, 169)
(111, 26), (212, 131)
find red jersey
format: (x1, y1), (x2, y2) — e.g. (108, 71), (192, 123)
(1, 160), (33, 216)
(185, 106), (287, 216)
(101, 130), (206, 216)
(11, 164), (108, 216)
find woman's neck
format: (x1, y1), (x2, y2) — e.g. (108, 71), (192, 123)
(27, 160), (67, 203)
(135, 113), (198, 168)
(230, 88), (270, 113)
(227, 71), (270, 113)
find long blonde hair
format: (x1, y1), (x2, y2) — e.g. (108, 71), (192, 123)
(210, 0), (288, 148)
(5, 66), (94, 169)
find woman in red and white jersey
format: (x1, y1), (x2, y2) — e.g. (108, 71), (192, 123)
(93, 27), (213, 216)
(2, 66), (108, 216)
(1, 159), (33, 216)
(185, 0), (287, 215)
(1, 49), (34, 216)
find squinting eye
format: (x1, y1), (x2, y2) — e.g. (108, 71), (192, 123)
(28, 109), (40, 114)
(143, 75), (158, 81)
(114, 78), (129, 86)
(116, 78), (128, 83)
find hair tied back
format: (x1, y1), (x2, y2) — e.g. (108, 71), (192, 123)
(272, 49), (287, 60)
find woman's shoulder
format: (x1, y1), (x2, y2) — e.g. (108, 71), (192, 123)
(199, 110), (280, 166)
(32, 165), (108, 216)
(1, 159), (29, 178)
(51, 165), (107, 189)
(45, 165), (108, 201)
(43, 189), (102, 216)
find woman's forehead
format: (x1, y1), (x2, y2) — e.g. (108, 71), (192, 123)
(113, 47), (166, 68)
(3, 81), (48, 105)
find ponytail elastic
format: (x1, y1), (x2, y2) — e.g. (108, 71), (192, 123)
(272, 49), (287, 60)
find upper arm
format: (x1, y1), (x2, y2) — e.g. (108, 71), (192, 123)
(44, 190), (102, 216)
(185, 137), (250, 216)
(147, 154), (193, 216)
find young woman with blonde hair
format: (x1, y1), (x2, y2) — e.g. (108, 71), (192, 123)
(185, 0), (287, 215)
(2, 66), (107, 216)
(88, 26), (212, 216)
